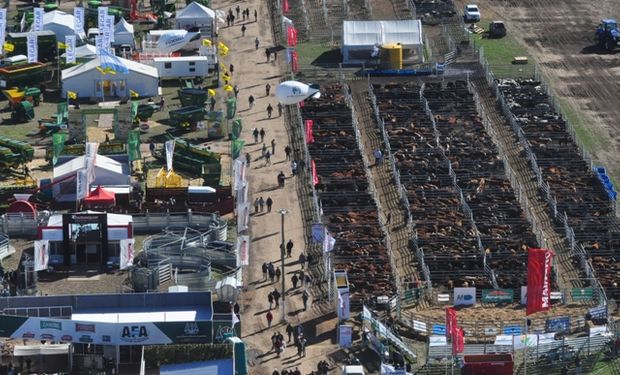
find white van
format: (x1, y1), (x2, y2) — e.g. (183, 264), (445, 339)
(342, 365), (365, 375)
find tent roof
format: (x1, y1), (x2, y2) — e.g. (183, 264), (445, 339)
(53, 154), (125, 179)
(114, 18), (134, 34)
(61, 44), (97, 59)
(14, 344), (70, 356)
(61, 55), (158, 81)
(342, 20), (423, 46)
(36, 10), (86, 39)
(176, 1), (215, 19)
(85, 186), (116, 204)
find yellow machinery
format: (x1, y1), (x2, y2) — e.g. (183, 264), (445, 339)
(380, 43), (403, 70)
(154, 167), (184, 187)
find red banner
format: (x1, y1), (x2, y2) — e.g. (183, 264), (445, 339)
(291, 51), (299, 73)
(452, 326), (464, 355)
(298, 100), (305, 108)
(445, 307), (457, 338)
(287, 25), (298, 47)
(282, 0), (290, 13)
(526, 248), (555, 315)
(305, 120), (314, 144)
(311, 160), (319, 185)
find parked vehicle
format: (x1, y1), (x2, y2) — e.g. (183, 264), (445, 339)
(464, 4), (481, 22)
(595, 19), (620, 51)
(489, 21), (506, 38)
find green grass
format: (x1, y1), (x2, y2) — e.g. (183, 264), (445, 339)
(295, 42), (341, 67)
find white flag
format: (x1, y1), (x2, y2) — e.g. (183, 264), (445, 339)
(98, 7), (108, 29)
(19, 12), (26, 32)
(107, 15), (115, 43)
(76, 169), (88, 199)
(165, 140), (175, 171)
(0, 9), (6, 49)
(102, 15), (112, 48)
(323, 231), (336, 253)
(236, 235), (250, 266)
(65, 35), (76, 64)
(33, 8), (44, 32)
(120, 238), (135, 270)
(34, 240), (49, 271)
(74, 7), (84, 35)
(95, 35), (103, 56)
(27, 33), (38, 63)
(85, 142), (99, 159)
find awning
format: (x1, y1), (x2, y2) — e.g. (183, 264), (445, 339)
(14, 344), (71, 356)
(84, 186), (116, 207)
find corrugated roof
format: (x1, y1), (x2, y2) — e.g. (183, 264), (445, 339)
(343, 20), (423, 46)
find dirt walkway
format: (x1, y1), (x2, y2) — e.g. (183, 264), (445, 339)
(213, 2), (340, 373)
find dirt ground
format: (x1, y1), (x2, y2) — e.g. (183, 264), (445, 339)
(456, 0), (620, 181)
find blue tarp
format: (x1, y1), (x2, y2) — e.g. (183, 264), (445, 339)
(160, 359), (234, 375)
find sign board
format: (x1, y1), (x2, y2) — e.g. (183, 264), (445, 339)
(412, 320), (427, 333)
(429, 335), (447, 347)
(453, 287), (476, 306)
(520, 286), (527, 305)
(588, 305), (608, 319)
(432, 324), (446, 335)
(482, 289), (514, 303)
(484, 327), (498, 336)
(589, 325), (610, 337)
(503, 326), (522, 335)
(571, 288), (594, 301)
(545, 316), (570, 333)
(339, 325), (353, 348)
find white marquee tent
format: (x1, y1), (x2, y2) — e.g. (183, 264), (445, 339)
(113, 18), (136, 48)
(33, 10), (86, 43)
(61, 44), (97, 61)
(62, 56), (159, 99)
(175, 2), (216, 37)
(341, 20), (423, 65)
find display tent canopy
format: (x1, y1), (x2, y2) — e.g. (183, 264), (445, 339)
(114, 18), (135, 34)
(342, 20), (423, 46)
(84, 186), (116, 206)
(176, 1), (216, 20)
(34, 10), (86, 42)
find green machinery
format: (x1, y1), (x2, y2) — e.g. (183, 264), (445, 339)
(153, 136), (222, 186)
(6, 31), (58, 64)
(178, 88), (208, 107)
(169, 106), (207, 130)
(0, 135), (34, 169)
(44, 142), (127, 163)
(11, 101), (34, 123)
(0, 63), (48, 90)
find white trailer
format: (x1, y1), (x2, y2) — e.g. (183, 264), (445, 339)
(150, 56), (210, 79)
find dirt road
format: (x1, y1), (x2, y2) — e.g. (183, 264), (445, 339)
(214, 1), (341, 373)
(457, 0), (620, 182)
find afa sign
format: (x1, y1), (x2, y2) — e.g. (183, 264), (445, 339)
(453, 287), (476, 306)
(120, 325), (149, 343)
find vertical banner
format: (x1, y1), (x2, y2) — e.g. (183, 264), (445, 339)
(291, 51), (299, 73)
(65, 35), (76, 64)
(527, 248), (555, 315)
(452, 327), (464, 355)
(107, 15), (115, 43)
(236, 235), (249, 266)
(98, 7), (108, 30)
(34, 240), (49, 271)
(119, 238), (135, 270)
(323, 231), (335, 253)
(165, 140), (175, 171)
(27, 33), (38, 63)
(305, 120), (315, 144)
(445, 308), (457, 338)
(0, 9), (6, 53)
(311, 159), (319, 185)
(74, 7), (84, 35)
(33, 8), (44, 32)
(311, 223), (325, 243)
(76, 169), (88, 200)
(95, 35), (103, 56)
(237, 203), (249, 232)
(282, 0), (290, 13)
(286, 25), (298, 46)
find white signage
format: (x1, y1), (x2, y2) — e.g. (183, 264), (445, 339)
(74, 7), (84, 35)
(95, 35), (103, 56)
(236, 235), (249, 267)
(76, 169), (88, 200)
(119, 239), (135, 270)
(34, 240), (49, 271)
(0, 9), (6, 51)
(412, 320), (427, 333)
(65, 35), (76, 64)
(521, 286), (527, 305)
(165, 140), (175, 171)
(98, 7), (108, 29)
(339, 325), (353, 348)
(33, 8), (44, 32)
(27, 33), (38, 63)
(453, 287), (476, 306)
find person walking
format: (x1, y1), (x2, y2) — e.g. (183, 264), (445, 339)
(255, 37), (260, 50)
(266, 197), (273, 212)
(266, 310), (273, 328)
(246, 152), (252, 167)
(210, 96), (216, 111)
(292, 273), (299, 289)
(275, 267), (281, 282)
(260, 128), (266, 142)
(302, 290), (309, 311)
(385, 212), (392, 226)
(272, 288), (281, 307)
(296, 336), (303, 357)
(265, 150), (271, 166)
(252, 128), (259, 143)
(278, 171), (285, 188)
(291, 160), (298, 176)
(241, 24), (246, 36)
(278, 102), (283, 117)
(286, 323), (294, 342)
(159, 96), (165, 111)
(285, 145), (292, 160)
(254, 9), (258, 22)
(234, 85), (240, 98)
(254, 198), (259, 213)
(374, 148), (383, 166)
(230, 13), (235, 24)
(259, 197), (265, 212)
(226, 14), (231, 27)
(271, 139), (276, 155)
(235, 5), (240, 18)
(267, 104), (273, 119)
(262, 262), (268, 280)
(229, 64), (234, 75)
(262, 143), (267, 157)
(286, 240), (294, 257)
(268, 267), (275, 283)
(299, 336), (307, 357)
(304, 274), (312, 287)
(298, 253), (306, 269)
(307, 253), (313, 266)
(266, 83), (271, 96)
(248, 95), (255, 109)
(299, 270), (305, 287)
(268, 292), (274, 309)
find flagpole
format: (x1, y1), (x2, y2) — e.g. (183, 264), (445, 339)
(523, 317), (527, 375)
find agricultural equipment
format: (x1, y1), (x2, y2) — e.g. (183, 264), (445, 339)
(0, 136), (34, 161)
(3, 87), (41, 107)
(152, 136), (221, 185)
(44, 142), (127, 163)
(178, 88), (208, 107)
(6, 31), (58, 64)
(489, 21), (506, 38)
(169, 106), (206, 129)
(0, 63), (47, 90)
(595, 19), (620, 51)
(38, 103), (68, 135)
(11, 101), (34, 123)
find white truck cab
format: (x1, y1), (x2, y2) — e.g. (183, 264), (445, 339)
(342, 365), (366, 375)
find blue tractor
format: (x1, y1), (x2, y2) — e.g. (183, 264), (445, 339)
(595, 19), (620, 51)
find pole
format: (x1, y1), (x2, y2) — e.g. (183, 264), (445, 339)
(524, 317), (527, 375)
(279, 209), (288, 322)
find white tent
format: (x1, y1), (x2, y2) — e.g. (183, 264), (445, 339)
(62, 56), (159, 99)
(341, 20), (423, 65)
(52, 155), (131, 202)
(113, 18), (135, 48)
(33, 10), (86, 43)
(61, 44), (97, 60)
(175, 2), (216, 37)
